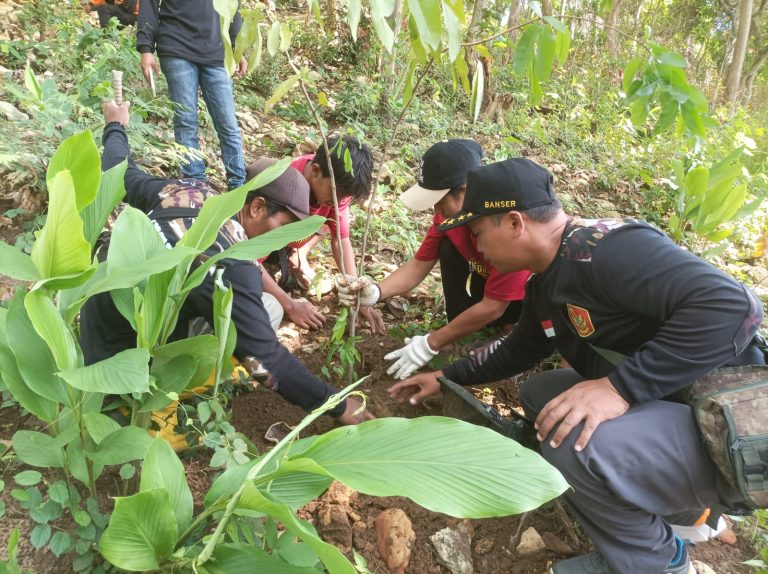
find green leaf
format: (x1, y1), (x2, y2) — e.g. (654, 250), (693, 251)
(60, 348), (150, 395)
(683, 166), (709, 216)
(630, 94), (650, 126)
(657, 50), (687, 68)
(555, 27), (570, 66)
(140, 439), (194, 532)
(14, 470), (42, 486)
(213, 275), (236, 385)
(443, 0), (461, 62)
(680, 100), (705, 137)
(652, 92), (679, 135)
(512, 23), (540, 76)
(267, 21), (280, 56)
(247, 23), (263, 73)
(88, 426), (153, 466)
(213, 0), (238, 75)
(30, 171), (91, 282)
(0, 242), (40, 281)
(408, 0), (442, 52)
(6, 292), (69, 404)
(0, 343), (58, 422)
(83, 413), (121, 445)
(543, 15), (566, 32)
(299, 417), (568, 518)
(49, 531), (73, 558)
(100, 489), (178, 571)
(184, 215), (324, 292)
(30, 524), (51, 550)
(206, 545), (320, 574)
(151, 335), (219, 391)
(74, 510), (92, 527)
(13, 430), (65, 468)
(24, 289), (79, 372)
(236, 485), (355, 574)
(81, 160), (127, 247)
(139, 355), (198, 413)
(369, 0), (395, 52)
(347, 0), (361, 40)
(264, 74), (300, 114)
(622, 58), (644, 95)
(279, 21), (292, 51)
(120, 463), (136, 480)
(47, 131), (101, 212)
(233, 8), (261, 63)
(260, 472), (333, 508)
(24, 64), (42, 100)
(469, 62), (484, 123)
(48, 481), (70, 505)
(535, 25), (556, 83)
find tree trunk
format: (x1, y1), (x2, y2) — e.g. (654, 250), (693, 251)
(724, 0), (754, 113)
(469, 0), (486, 37)
(605, 0), (624, 56)
(501, 0), (523, 64)
(542, 0), (553, 16)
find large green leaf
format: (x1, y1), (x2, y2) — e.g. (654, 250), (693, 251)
(24, 289), (79, 372)
(469, 58), (484, 123)
(0, 344), (58, 422)
(260, 470), (333, 509)
(683, 166), (709, 217)
(139, 355), (198, 413)
(184, 216), (325, 291)
(512, 23), (540, 76)
(206, 545), (321, 574)
(66, 436), (104, 486)
(31, 171), (92, 281)
(83, 412), (121, 445)
(442, 0), (461, 62)
(107, 205), (169, 274)
(59, 348), (150, 395)
(13, 430), (65, 468)
(6, 292), (69, 404)
(408, 0), (442, 52)
(47, 131), (101, 212)
(0, 242), (39, 281)
(151, 335), (219, 391)
(235, 485), (354, 574)
(88, 426), (153, 466)
(347, 0), (361, 41)
(178, 158), (292, 251)
(369, 0), (395, 52)
(536, 25), (556, 82)
(264, 74), (301, 114)
(212, 274), (236, 385)
(140, 439), (193, 532)
(299, 417), (568, 518)
(213, 0), (239, 75)
(81, 160), (127, 247)
(100, 489), (178, 571)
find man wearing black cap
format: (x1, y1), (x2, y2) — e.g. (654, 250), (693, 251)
(336, 140), (530, 380)
(79, 101), (372, 426)
(388, 158), (765, 573)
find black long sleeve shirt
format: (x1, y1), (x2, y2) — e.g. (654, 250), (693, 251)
(444, 218), (764, 404)
(80, 123), (344, 417)
(136, 0), (242, 66)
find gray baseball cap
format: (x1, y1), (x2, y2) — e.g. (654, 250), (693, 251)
(246, 158), (310, 220)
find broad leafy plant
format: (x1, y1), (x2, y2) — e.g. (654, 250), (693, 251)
(99, 381), (568, 572)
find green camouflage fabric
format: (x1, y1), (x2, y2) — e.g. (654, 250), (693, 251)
(688, 366), (768, 508)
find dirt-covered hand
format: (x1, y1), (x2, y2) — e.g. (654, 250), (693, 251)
(535, 376), (629, 451)
(388, 372), (442, 405)
(358, 306), (385, 334)
(102, 101), (131, 126)
(140, 52), (161, 86)
(384, 335), (438, 380)
(286, 299), (324, 330)
(334, 274), (380, 307)
(236, 57), (248, 78)
(337, 396), (375, 425)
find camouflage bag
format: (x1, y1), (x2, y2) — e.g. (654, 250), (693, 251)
(688, 365), (768, 510)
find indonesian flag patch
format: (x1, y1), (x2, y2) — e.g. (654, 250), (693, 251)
(541, 319), (556, 338)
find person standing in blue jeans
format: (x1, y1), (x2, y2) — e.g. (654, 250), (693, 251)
(137, 0), (247, 190)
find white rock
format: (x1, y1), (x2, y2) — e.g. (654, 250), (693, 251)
(0, 101), (28, 121)
(430, 521), (474, 574)
(515, 527), (546, 556)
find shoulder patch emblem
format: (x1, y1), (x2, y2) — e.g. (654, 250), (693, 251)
(567, 304), (595, 337)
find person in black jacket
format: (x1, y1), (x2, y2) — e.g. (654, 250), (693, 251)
(136, 0), (246, 190)
(388, 158), (765, 574)
(86, 0), (138, 28)
(80, 101), (372, 426)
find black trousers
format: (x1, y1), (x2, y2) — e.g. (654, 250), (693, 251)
(438, 238), (522, 326)
(94, 4), (137, 28)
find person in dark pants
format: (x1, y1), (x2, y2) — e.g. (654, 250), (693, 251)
(388, 158), (765, 574)
(336, 140), (531, 380)
(136, 0), (246, 190)
(80, 101), (373, 426)
(86, 0), (138, 28)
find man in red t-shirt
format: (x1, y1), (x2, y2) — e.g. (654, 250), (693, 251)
(259, 136), (385, 332)
(337, 139), (531, 379)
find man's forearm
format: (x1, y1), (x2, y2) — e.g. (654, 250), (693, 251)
(378, 257), (435, 300)
(427, 297), (510, 350)
(136, 0), (158, 52)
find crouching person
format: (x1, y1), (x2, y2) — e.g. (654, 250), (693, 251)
(388, 158), (765, 574)
(80, 101), (373, 441)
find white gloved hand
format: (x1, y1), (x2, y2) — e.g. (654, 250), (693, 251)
(384, 335), (438, 380)
(334, 274), (381, 307)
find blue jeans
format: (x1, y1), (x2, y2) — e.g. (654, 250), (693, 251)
(160, 57), (245, 190)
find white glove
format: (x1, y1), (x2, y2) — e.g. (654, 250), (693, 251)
(334, 274), (381, 307)
(384, 335), (438, 380)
